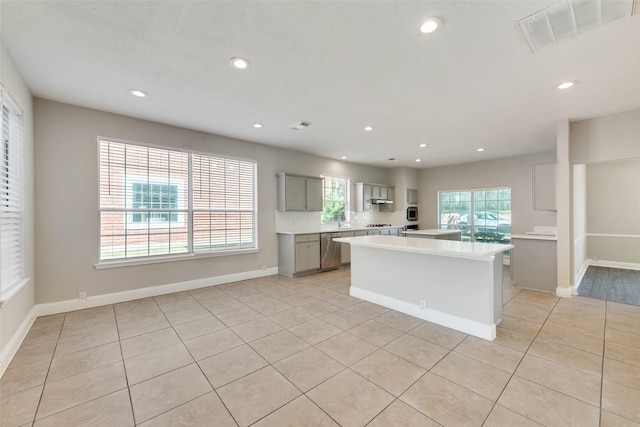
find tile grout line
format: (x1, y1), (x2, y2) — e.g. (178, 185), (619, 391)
(112, 303), (138, 427)
(478, 292), (562, 426)
(28, 313), (66, 426)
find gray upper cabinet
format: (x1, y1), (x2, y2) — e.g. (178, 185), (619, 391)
(305, 177), (323, 211)
(407, 188), (418, 205)
(354, 182), (394, 212)
(277, 173), (323, 212)
(532, 163), (556, 211)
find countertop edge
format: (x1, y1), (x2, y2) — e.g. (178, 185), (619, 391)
(335, 236), (513, 261)
(277, 226), (404, 235)
(511, 234), (557, 241)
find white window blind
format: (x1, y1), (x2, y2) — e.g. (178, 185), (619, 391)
(1, 99), (24, 294)
(99, 138), (257, 261)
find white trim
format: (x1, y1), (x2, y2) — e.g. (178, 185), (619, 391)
(37, 267), (278, 317)
(0, 84), (23, 116)
(95, 248), (259, 269)
(586, 233), (640, 239)
(574, 259), (589, 292)
(556, 285), (573, 298)
(0, 277), (30, 308)
(350, 286), (496, 341)
(0, 306), (36, 378)
(1, 267), (277, 375)
(587, 258), (640, 272)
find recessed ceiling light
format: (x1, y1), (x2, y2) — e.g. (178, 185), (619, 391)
(230, 57), (250, 69)
(341, 156), (347, 160)
(419, 144), (427, 148)
(557, 81), (578, 90)
(415, 159), (422, 162)
(252, 123), (263, 128)
(364, 126), (374, 131)
(129, 89), (148, 98)
(477, 148), (485, 152)
(420, 17), (443, 34)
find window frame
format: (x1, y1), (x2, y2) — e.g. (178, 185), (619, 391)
(320, 175), (350, 226)
(437, 187), (511, 244)
(96, 137), (258, 268)
(0, 89), (26, 303)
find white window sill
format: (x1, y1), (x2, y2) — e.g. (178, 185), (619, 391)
(0, 278), (31, 308)
(94, 248), (260, 270)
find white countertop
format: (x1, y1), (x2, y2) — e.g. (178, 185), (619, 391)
(511, 234), (557, 241)
(403, 229), (461, 236)
(277, 226), (403, 235)
(335, 235), (512, 261)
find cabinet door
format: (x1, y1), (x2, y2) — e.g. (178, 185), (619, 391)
(306, 177), (323, 211)
(285, 175), (307, 211)
(372, 185), (381, 199)
(380, 186), (388, 199)
(294, 241), (320, 272)
(340, 232), (355, 264)
(307, 241), (320, 269)
(363, 184), (373, 211)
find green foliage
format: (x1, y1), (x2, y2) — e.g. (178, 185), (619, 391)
(322, 178), (347, 224)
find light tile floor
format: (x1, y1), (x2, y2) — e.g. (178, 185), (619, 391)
(2, 268), (640, 426)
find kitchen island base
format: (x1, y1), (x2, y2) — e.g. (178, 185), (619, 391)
(339, 236), (510, 340)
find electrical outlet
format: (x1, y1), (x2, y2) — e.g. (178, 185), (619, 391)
(419, 300), (426, 311)
(79, 292), (87, 301)
(262, 264), (267, 271)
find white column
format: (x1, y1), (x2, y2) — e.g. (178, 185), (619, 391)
(556, 119), (572, 297)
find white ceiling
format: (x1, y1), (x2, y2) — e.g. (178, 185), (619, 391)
(2, 1), (639, 168)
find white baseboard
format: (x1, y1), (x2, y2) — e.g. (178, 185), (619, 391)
(556, 286), (573, 298)
(1, 267), (277, 378)
(573, 260), (589, 294)
(588, 259), (640, 272)
(0, 306), (37, 378)
(36, 267), (278, 317)
(350, 286), (496, 341)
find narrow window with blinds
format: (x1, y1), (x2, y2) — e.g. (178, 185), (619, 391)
(1, 101), (24, 295)
(99, 138), (257, 261)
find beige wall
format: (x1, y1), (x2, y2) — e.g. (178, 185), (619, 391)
(0, 44), (35, 363)
(33, 99), (390, 304)
(571, 109), (640, 165)
(585, 158), (640, 264)
(570, 108), (640, 268)
(416, 151), (557, 234)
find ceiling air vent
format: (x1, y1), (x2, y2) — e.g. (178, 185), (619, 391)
(518, 0), (636, 53)
(290, 121), (311, 130)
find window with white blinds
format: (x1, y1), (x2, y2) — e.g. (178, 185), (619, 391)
(99, 138), (257, 261)
(1, 99), (24, 295)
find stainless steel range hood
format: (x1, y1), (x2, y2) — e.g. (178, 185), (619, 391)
(371, 198), (394, 205)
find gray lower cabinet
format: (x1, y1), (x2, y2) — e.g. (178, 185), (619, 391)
(278, 233), (320, 277)
(340, 231), (355, 264)
(511, 237), (557, 292)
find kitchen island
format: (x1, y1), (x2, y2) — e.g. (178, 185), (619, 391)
(335, 235), (512, 340)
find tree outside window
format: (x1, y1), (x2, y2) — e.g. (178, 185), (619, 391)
(321, 176), (349, 225)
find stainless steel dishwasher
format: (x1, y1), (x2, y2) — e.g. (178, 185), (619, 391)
(320, 232), (342, 271)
